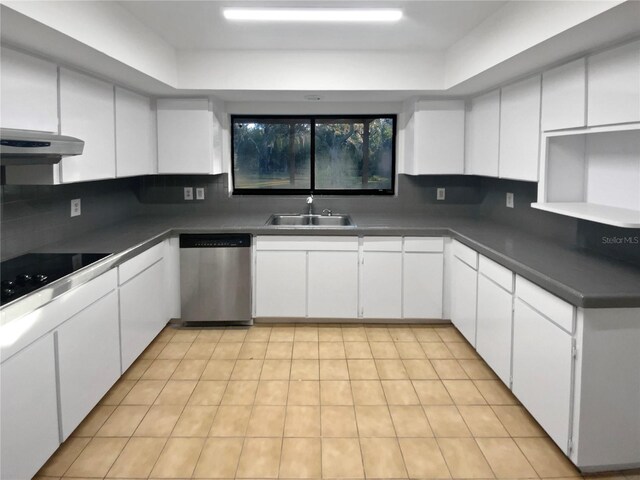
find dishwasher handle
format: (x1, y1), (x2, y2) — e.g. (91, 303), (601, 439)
(179, 234), (251, 248)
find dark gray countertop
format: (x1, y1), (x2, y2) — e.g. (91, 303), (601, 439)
(28, 212), (640, 310)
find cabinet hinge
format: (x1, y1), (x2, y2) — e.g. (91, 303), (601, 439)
(567, 438), (573, 455)
(571, 339), (578, 359)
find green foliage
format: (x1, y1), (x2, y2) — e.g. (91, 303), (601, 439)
(233, 117), (393, 190)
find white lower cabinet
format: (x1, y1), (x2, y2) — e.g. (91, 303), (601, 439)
(0, 334), (59, 480)
(163, 237), (182, 321)
(403, 237), (444, 320)
(308, 251), (359, 318)
(512, 298), (573, 453)
(361, 251), (402, 319)
(476, 274), (513, 385)
(119, 258), (167, 371)
(255, 250), (307, 317)
(57, 290), (121, 440)
(254, 236), (443, 320)
(450, 241), (479, 345)
(475, 255), (514, 386)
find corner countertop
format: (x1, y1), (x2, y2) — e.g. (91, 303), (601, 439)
(3, 212), (640, 324)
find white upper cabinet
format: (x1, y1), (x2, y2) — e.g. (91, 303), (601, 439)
(499, 75), (542, 182)
(404, 100), (465, 175)
(0, 47), (58, 132)
(59, 68), (116, 183)
(157, 98), (222, 174)
(588, 40), (640, 126)
(115, 87), (157, 177)
(542, 58), (586, 131)
(465, 89), (500, 177)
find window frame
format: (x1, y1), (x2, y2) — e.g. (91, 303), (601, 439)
(230, 114), (397, 195)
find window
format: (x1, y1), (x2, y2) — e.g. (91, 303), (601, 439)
(231, 115), (396, 194)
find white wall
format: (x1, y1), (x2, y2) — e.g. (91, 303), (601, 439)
(178, 50), (445, 92)
(3, 0), (637, 101)
(2, 1), (178, 87)
(445, 0), (623, 88)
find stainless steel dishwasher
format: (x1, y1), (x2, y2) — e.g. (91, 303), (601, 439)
(179, 233), (252, 326)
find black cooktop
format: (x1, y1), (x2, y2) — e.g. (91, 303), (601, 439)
(1, 253), (111, 306)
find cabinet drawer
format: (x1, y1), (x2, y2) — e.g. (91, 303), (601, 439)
(363, 237), (402, 252)
(255, 236), (358, 251)
(118, 242), (164, 285)
(516, 276), (574, 333)
(479, 255), (514, 292)
(452, 240), (478, 269)
(404, 237), (444, 252)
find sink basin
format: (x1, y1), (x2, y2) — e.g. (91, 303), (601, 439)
(266, 214), (355, 227)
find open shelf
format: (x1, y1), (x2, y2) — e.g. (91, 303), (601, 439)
(532, 202), (640, 228)
(535, 124), (640, 228)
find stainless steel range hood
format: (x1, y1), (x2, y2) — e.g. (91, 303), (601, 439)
(0, 129), (84, 165)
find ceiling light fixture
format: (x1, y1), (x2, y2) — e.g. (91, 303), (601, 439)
(223, 8), (403, 23)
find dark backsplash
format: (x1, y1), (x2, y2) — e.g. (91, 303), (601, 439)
(0, 178), (142, 261)
(476, 177), (579, 245)
(2, 173), (639, 266)
(137, 173), (483, 216)
(577, 222), (640, 267)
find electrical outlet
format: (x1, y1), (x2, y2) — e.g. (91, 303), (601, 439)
(70, 198), (81, 217)
(196, 187), (205, 200)
(436, 188), (446, 201)
(184, 187), (194, 200)
(506, 192), (514, 208)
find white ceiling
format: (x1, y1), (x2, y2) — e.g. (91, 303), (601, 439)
(119, 0), (507, 51)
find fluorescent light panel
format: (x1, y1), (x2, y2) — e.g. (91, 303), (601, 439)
(223, 8), (402, 22)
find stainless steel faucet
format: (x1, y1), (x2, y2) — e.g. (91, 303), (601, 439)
(306, 193), (314, 215)
(322, 209), (333, 216)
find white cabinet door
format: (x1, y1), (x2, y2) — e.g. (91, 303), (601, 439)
(0, 47), (58, 132)
(588, 40), (640, 126)
(255, 251), (306, 317)
(403, 252), (443, 319)
(57, 290), (121, 439)
(465, 89), (500, 177)
(115, 86), (156, 177)
(361, 251), (402, 319)
(451, 257), (478, 345)
(499, 75), (541, 182)
(542, 58), (586, 131)
(476, 275), (513, 385)
(308, 251), (359, 318)
(157, 99), (216, 174)
(119, 259), (167, 371)
(164, 238), (181, 321)
(59, 68), (116, 183)
(0, 334), (60, 480)
(408, 101), (465, 175)
(512, 299), (573, 453)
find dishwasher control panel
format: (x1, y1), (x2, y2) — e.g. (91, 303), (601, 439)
(179, 234), (251, 248)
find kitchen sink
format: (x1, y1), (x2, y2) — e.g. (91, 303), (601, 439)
(266, 214), (355, 227)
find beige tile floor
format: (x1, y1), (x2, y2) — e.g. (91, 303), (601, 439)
(35, 323), (639, 480)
